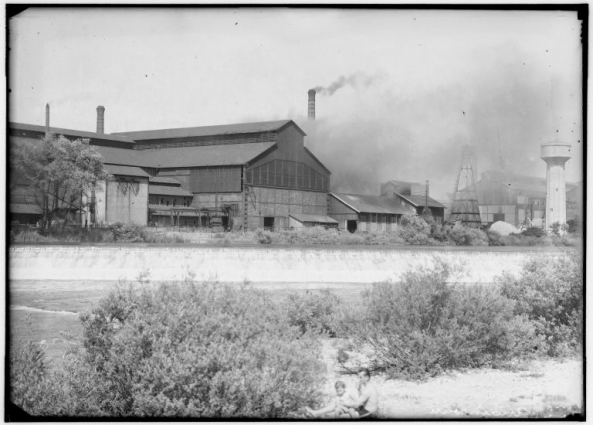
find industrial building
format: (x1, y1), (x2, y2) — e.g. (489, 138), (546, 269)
(9, 106), (334, 231)
(472, 170), (579, 227)
(380, 180), (446, 224)
(328, 193), (409, 232)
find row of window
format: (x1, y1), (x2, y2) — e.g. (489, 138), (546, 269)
(246, 160), (328, 191)
(358, 214), (400, 224)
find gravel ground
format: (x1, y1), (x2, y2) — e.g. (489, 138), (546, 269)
(318, 339), (583, 419)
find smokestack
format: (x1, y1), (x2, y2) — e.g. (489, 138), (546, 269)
(45, 103), (50, 135)
(96, 105), (105, 134)
(308, 89), (316, 120)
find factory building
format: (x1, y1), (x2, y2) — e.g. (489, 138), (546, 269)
(472, 170), (579, 227)
(328, 193), (409, 233)
(9, 107), (333, 231)
(380, 180), (446, 224)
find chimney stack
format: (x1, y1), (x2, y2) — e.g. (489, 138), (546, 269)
(96, 105), (105, 134)
(308, 89), (316, 120)
(45, 103), (50, 135)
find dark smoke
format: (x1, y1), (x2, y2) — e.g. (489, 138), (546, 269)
(313, 72), (382, 96)
(300, 44), (582, 201)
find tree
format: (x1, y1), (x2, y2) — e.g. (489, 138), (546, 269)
(11, 134), (109, 230)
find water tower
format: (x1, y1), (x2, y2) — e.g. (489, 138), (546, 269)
(541, 140), (571, 230)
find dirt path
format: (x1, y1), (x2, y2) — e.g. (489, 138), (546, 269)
(319, 340), (583, 419)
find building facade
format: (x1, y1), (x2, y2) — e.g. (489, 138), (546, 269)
(329, 193), (409, 232)
(9, 115), (333, 231)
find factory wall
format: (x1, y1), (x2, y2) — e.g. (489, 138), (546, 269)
(101, 177), (149, 226)
(157, 170), (191, 191)
(328, 195), (359, 230)
(244, 186), (328, 231)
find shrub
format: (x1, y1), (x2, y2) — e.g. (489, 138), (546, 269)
(346, 259), (538, 380)
(398, 214), (432, 245)
(109, 223), (147, 243)
(282, 289), (343, 337)
(74, 277), (326, 417)
(498, 253), (583, 356)
(486, 229), (506, 246)
(447, 225), (488, 246)
(254, 228), (273, 244)
(522, 227), (545, 238)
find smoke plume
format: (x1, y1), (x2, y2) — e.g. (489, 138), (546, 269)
(300, 45), (582, 201)
(312, 72), (383, 96)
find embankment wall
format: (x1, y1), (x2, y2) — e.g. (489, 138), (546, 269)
(9, 245), (568, 284)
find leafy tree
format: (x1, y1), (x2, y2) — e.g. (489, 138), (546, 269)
(11, 134), (109, 230)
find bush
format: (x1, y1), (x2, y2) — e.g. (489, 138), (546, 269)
(486, 229), (506, 246)
(109, 223), (147, 243)
(254, 228), (273, 244)
(346, 260), (538, 380)
(73, 277), (326, 417)
(447, 225), (488, 246)
(282, 289), (343, 337)
(398, 215), (433, 245)
(522, 227), (545, 238)
(498, 253), (583, 356)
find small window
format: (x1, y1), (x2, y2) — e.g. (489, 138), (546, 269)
(166, 201), (170, 206)
(160, 198), (164, 205)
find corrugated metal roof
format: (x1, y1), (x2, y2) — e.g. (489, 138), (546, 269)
(289, 213), (338, 224)
(113, 120), (299, 141)
(150, 176), (182, 185)
(395, 193), (445, 208)
(331, 193), (410, 215)
(94, 146), (146, 167)
(10, 204), (43, 215)
(105, 164), (150, 178)
(149, 185), (192, 197)
(10, 122), (136, 144)
(96, 143), (276, 168)
(141, 142), (276, 168)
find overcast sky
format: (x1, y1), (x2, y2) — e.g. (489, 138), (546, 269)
(9, 7), (583, 198)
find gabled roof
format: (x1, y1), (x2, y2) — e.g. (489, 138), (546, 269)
(105, 164), (150, 178)
(113, 120), (304, 141)
(394, 193), (445, 209)
(142, 142), (276, 168)
(289, 213), (338, 224)
(150, 176), (182, 186)
(148, 185), (192, 197)
(331, 193), (410, 215)
(95, 146), (146, 167)
(9, 122), (136, 145)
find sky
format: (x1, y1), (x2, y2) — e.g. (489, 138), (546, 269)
(8, 7), (584, 199)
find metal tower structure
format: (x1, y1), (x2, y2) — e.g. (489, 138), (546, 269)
(448, 145), (482, 227)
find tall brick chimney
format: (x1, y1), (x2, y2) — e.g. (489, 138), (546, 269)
(308, 89), (316, 120)
(96, 105), (105, 134)
(45, 103), (50, 135)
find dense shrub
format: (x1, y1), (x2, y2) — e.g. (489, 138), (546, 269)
(109, 223), (147, 243)
(498, 253), (583, 356)
(398, 214), (433, 245)
(71, 277), (325, 417)
(522, 226), (545, 238)
(282, 289), (343, 337)
(254, 228), (273, 244)
(447, 225), (488, 246)
(345, 260), (538, 380)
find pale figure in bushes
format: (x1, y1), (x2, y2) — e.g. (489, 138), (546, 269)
(342, 368), (379, 419)
(304, 368), (379, 419)
(304, 381), (357, 419)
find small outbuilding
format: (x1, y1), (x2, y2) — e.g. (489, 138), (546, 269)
(288, 213), (338, 229)
(328, 193), (409, 233)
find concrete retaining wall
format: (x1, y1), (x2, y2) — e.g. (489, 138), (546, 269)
(9, 245), (567, 284)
